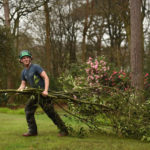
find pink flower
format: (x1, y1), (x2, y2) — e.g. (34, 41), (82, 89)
(89, 75), (94, 80)
(95, 59), (99, 65)
(86, 68), (90, 74)
(90, 62), (94, 68)
(94, 64), (98, 70)
(100, 60), (104, 64)
(122, 72), (126, 75)
(102, 67), (107, 72)
(112, 71), (117, 75)
(103, 62), (106, 66)
(73, 95), (77, 100)
(87, 57), (92, 64)
(124, 88), (128, 91)
(89, 57), (92, 61)
(95, 75), (99, 80)
(145, 73), (149, 77)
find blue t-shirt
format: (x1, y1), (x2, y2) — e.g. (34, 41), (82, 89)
(21, 64), (45, 89)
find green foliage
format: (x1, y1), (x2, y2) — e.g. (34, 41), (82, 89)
(49, 75), (63, 91)
(0, 94), (9, 106)
(59, 56), (150, 142)
(144, 73), (150, 99)
(110, 98), (150, 141)
(0, 26), (19, 88)
(59, 63), (88, 91)
(34, 75), (40, 86)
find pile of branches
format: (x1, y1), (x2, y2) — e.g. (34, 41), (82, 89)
(1, 87), (150, 141)
(0, 87), (121, 129)
(0, 87), (113, 117)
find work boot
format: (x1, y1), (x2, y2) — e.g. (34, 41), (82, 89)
(22, 132), (37, 137)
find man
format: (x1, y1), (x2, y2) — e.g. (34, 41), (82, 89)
(18, 50), (68, 137)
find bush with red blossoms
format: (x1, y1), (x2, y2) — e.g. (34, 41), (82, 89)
(59, 57), (150, 141)
(86, 57), (130, 91)
(144, 73), (150, 99)
(86, 57), (110, 87)
(144, 73), (150, 88)
(60, 56), (150, 96)
(86, 57), (150, 99)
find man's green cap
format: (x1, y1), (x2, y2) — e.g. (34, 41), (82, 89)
(19, 50), (32, 59)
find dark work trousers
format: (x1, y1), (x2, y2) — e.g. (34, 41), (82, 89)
(25, 95), (68, 134)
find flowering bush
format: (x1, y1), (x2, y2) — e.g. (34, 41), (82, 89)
(60, 56), (150, 97)
(59, 56), (150, 141)
(144, 73), (150, 99)
(86, 56), (130, 91)
(86, 57), (110, 86)
(144, 73), (150, 88)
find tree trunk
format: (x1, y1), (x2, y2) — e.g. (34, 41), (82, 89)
(3, 0), (10, 27)
(44, 0), (53, 76)
(81, 0), (93, 62)
(130, 0), (144, 103)
(69, 35), (77, 64)
(3, 0), (14, 89)
(81, 9), (88, 62)
(97, 35), (102, 56)
(116, 46), (121, 68)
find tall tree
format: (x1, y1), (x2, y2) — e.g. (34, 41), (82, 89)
(44, 0), (53, 76)
(3, 0), (14, 89)
(130, 0), (144, 102)
(3, 0), (10, 27)
(56, 0), (78, 65)
(81, 0), (93, 62)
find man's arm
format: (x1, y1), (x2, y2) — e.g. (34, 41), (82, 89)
(18, 80), (26, 91)
(40, 71), (49, 97)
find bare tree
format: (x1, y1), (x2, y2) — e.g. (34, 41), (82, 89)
(3, 0), (10, 27)
(81, 0), (94, 62)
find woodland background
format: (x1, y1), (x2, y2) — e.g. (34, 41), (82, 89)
(1, 0), (150, 142)
(0, 0), (149, 96)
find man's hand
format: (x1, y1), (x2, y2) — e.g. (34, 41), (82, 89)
(18, 81), (26, 91)
(16, 87), (24, 96)
(17, 88), (24, 91)
(42, 90), (48, 97)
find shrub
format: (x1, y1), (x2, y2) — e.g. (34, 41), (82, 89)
(85, 57), (130, 91)
(59, 56), (150, 141)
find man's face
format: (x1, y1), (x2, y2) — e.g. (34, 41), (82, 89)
(20, 56), (31, 66)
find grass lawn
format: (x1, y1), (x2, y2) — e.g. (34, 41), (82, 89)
(0, 108), (150, 150)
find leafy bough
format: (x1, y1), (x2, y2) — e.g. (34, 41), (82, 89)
(0, 87), (116, 129)
(1, 87), (150, 141)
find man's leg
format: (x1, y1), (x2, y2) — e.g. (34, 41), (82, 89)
(24, 98), (38, 136)
(39, 97), (68, 135)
